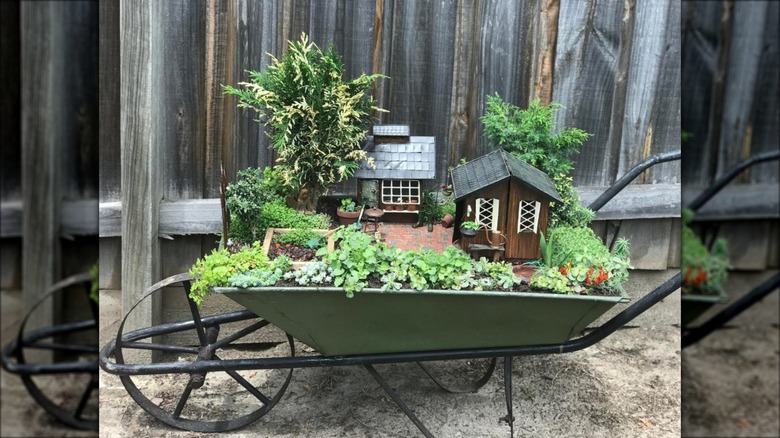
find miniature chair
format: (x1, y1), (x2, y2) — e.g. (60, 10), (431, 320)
(362, 208), (385, 234)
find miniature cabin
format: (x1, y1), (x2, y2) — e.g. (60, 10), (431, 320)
(451, 149), (562, 260)
(355, 125), (436, 218)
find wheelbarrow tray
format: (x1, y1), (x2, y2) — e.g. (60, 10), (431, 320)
(214, 286), (630, 356)
(681, 290), (728, 327)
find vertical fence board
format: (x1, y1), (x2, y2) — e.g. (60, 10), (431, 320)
(120, 0), (161, 332)
(619, 0), (681, 184)
(382, 1), (458, 185)
(100, 0), (121, 202)
(21, 2), (61, 327)
(553, 1), (625, 186)
(0, 1), (21, 202)
(232, 0), (280, 173)
(160, 1), (207, 200)
(682, 1), (778, 187)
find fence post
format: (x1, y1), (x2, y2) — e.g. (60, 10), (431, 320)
(20, 3), (64, 348)
(120, 0), (162, 342)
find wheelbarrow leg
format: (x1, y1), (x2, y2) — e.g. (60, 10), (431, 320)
(364, 364), (435, 438)
(500, 356), (515, 437)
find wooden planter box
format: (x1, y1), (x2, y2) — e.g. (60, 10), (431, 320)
(215, 286), (630, 356)
(261, 228), (336, 270)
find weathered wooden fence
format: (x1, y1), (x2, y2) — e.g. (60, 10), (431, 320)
(0, 1), (99, 330)
(681, 0), (779, 272)
(98, 0), (688, 329)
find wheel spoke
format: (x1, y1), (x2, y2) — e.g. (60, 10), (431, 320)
(74, 378), (97, 420)
(183, 281), (208, 346)
(172, 384), (194, 419)
(211, 320), (270, 351)
(120, 341), (199, 355)
(225, 368), (271, 405)
(24, 342), (98, 354)
(214, 353), (271, 404)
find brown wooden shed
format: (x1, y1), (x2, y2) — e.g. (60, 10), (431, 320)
(451, 150), (562, 260)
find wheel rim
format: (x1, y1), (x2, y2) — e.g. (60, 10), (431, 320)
(416, 358), (497, 394)
(113, 274), (295, 432)
(11, 273), (99, 431)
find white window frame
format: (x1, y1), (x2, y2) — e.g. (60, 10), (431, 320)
(475, 198), (500, 231)
(381, 179), (420, 205)
(517, 200), (541, 233)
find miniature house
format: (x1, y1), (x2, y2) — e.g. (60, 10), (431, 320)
(451, 149), (562, 260)
(355, 125), (435, 217)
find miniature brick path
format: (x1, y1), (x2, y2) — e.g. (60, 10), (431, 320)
(376, 222), (454, 253)
(375, 222), (537, 281)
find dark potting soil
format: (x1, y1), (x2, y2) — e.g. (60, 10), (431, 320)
(268, 241), (320, 262)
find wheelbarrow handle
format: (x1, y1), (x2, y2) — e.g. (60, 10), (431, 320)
(687, 150), (780, 212)
(588, 150), (681, 213)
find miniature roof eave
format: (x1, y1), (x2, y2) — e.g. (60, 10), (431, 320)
(450, 149), (562, 203)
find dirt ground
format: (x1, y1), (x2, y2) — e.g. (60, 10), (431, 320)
(1, 289), (98, 438)
(681, 271), (780, 437)
(98, 284), (682, 438)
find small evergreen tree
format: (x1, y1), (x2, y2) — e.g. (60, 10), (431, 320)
(481, 93), (594, 227)
(223, 33), (386, 211)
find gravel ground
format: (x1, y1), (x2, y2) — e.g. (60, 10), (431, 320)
(681, 271), (780, 437)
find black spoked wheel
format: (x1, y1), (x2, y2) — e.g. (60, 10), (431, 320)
(416, 358), (497, 394)
(112, 273), (295, 433)
(1, 273), (99, 431)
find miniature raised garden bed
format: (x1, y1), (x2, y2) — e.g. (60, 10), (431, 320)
(261, 228), (335, 270)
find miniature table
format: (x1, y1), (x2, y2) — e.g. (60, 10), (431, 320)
(362, 208), (385, 234)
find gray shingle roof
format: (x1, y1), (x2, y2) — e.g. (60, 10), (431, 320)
(451, 149), (562, 202)
(356, 136), (436, 180)
(373, 125), (410, 137)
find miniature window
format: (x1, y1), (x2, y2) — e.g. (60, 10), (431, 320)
(381, 180), (420, 204)
(475, 198), (499, 231)
(517, 200), (541, 233)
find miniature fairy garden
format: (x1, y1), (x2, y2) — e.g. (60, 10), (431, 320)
(188, 33), (635, 306)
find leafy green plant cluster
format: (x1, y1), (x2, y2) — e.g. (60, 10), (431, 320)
(319, 228), (520, 297)
(418, 187), (439, 225)
(254, 199), (332, 238)
(339, 198), (357, 212)
(461, 221), (480, 231)
(681, 208), (729, 294)
(530, 226), (632, 294)
(438, 199), (456, 218)
(226, 168), (265, 242)
(318, 228), (390, 296)
(188, 242), (269, 306)
(223, 33), (386, 211)
(258, 166), (295, 204)
(283, 261), (332, 285)
(481, 93), (594, 228)
(275, 228), (324, 249)
(228, 256), (291, 288)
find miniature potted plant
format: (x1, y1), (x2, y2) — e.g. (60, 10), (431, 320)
(460, 221), (480, 237)
(336, 198), (360, 226)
